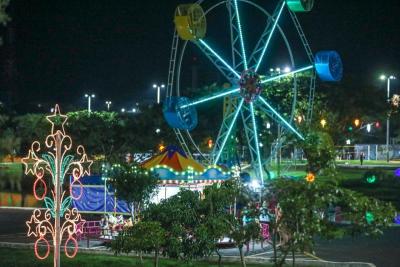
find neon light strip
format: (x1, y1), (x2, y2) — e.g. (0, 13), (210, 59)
(258, 96), (304, 140)
(233, 0), (248, 70)
(250, 103), (264, 186)
(199, 39), (241, 79)
(214, 99), (244, 164)
(255, 1), (286, 72)
(261, 65), (314, 84)
(182, 88), (240, 108)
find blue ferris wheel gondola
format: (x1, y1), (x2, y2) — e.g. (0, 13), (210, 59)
(163, 97), (198, 131)
(315, 51), (343, 82)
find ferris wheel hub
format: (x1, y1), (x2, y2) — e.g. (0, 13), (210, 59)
(239, 70), (262, 103)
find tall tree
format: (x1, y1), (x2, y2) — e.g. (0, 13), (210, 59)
(0, 0), (10, 45)
(265, 178), (396, 267)
(108, 163), (158, 220)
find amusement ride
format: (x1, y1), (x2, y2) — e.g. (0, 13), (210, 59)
(163, 0), (343, 186)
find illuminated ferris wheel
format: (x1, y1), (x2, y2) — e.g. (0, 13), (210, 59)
(163, 0), (343, 185)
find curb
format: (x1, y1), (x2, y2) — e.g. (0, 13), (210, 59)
(0, 242), (376, 267)
(0, 206), (42, 211)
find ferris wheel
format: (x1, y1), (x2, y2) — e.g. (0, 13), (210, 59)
(163, 0), (343, 186)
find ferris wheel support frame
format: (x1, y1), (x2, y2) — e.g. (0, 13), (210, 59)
(165, 0), (342, 185)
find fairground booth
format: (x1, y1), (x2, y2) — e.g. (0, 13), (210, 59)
(141, 145), (231, 202)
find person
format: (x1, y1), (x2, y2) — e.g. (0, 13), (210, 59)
(360, 152), (365, 166)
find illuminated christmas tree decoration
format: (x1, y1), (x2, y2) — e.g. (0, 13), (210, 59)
(21, 105), (91, 267)
(395, 215), (400, 225)
(394, 168), (400, 177)
(365, 212), (374, 224)
(366, 175), (377, 184)
(305, 172), (315, 183)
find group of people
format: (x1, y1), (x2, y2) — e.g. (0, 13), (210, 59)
(99, 214), (133, 238)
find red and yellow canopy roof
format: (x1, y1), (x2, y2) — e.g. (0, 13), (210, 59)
(141, 145), (204, 173)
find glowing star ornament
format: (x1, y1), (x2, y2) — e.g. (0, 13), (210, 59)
(24, 105), (91, 267)
(79, 153), (93, 177)
(46, 104), (68, 135)
(26, 216), (38, 237)
(22, 149), (39, 175)
(305, 172), (315, 183)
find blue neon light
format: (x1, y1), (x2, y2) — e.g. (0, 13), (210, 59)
(214, 99), (244, 164)
(261, 65), (314, 84)
(255, 1), (286, 72)
(199, 39), (241, 79)
(250, 103), (264, 186)
(182, 88), (240, 108)
(233, 0), (248, 70)
(258, 96), (304, 140)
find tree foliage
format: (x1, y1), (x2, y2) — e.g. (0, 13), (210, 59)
(265, 178), (396, 266)
(112, 221), (165, 267)
(0, 0), (10, 45)
(108, 163), (158, 220)
(296, 130), (337, 175)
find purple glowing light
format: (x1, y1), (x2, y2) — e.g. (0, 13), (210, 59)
(394, 215), (400, 225)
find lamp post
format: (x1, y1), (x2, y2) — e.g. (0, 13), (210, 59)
(105, 101), (112, 111)
(153, 83), (165, 104)
(380, 75), (396, 162)
(84, 94), (95, 113)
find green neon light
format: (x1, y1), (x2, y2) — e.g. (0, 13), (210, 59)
(199, 39), (241, 79)
(261, 65), (314, 84)
(250, 103), (264, 186)
(255, 1), (286, 72)
(60, 196), (72, 217)
(366, 175), (377, 184)
(258, 96), (304, 140)
(233, 0), (248, 69)
(44, 197), (56, 218)
(61, 155), (74, 184)
(365, 212), (374, 224)
(42, 153), (56, 185)
(214, 99), (244, 164)
(182, 88), (240, 108)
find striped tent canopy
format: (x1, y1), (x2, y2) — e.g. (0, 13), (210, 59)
(141, 145), (230, 184)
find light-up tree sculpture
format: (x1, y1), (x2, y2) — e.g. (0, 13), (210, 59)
(22, 105), (92, 267)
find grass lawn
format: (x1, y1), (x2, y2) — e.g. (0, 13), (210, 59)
(0, 247), (269, 267)
(335, 167), (400, 209)
(336, 159), (400, 166)
(272, 163), (400, 210)
(313, 165), (400, 209)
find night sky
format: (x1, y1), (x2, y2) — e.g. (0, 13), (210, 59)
(1, 0), (399, 111)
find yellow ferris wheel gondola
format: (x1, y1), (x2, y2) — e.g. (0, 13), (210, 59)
(174, 4), (207, 41)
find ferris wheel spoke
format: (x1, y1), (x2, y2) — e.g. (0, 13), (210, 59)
(250, 103), (264, 185)
(213, 99), (244, 164)
(233, 0), (248, 70)
(260, 65), (314, 84)
(195, 39), (241, 83)
(181, 87), (240, 108)
(250, 0), (286, 72)
(257, 96), (304, 140)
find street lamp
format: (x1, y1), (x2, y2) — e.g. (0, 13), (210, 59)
(320, 118), (327, 128)
(105, 101), (112, 111)
(84, 94), (95, 113)
(153, 83), (165, 104)
(380, 74), (396, 162)
(354, 118), (361, 127)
